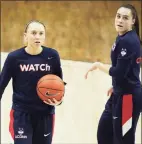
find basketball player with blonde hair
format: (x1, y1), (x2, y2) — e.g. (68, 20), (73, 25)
(0, 20), (64, 144)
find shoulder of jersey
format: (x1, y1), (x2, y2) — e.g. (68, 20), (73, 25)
(122, 31), (139, 45)
(120, 32), (136, 46)
(119, 32), (140, 54)
(8, 47), (25, 57)
(42, 46), (59, 56)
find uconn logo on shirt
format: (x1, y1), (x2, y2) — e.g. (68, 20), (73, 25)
(20, 64), (51, 72)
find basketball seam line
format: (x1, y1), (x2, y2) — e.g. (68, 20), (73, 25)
(38, 87), (64, 91)
(38, 78), (64, 86)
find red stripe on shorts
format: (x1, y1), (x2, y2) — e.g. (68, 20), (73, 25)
(9, 109), (14, 139)
(122, 94), (133, 125)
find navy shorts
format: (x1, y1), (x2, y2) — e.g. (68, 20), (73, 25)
(9, 109), (55, 144)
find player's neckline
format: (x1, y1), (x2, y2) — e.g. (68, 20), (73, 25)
(23, 46), (44, 56)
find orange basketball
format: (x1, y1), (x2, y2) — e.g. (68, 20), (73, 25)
(36, 74), (65, 102)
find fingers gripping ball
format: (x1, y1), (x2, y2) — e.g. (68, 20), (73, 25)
(37, 74), (65, 102)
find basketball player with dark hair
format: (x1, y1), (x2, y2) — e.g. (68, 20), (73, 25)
(85, 4), (142, 144)
(0, 20), (64, 144)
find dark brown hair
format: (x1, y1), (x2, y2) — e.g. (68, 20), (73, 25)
(119, 4), (141, 43)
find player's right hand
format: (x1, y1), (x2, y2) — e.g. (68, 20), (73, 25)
(107, 87), (113, 96)
(43, 97), (63, 106)
(84, 62), (100, 79)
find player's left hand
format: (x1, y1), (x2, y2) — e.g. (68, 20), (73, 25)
(43, 98), (63, 106)
(107, 87), (113, 96)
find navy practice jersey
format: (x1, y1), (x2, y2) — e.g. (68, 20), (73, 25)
(0, 46), (63, 114)
(109, 30), (141, 93)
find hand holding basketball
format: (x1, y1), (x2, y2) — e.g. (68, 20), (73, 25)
(43, 98), (63, 106)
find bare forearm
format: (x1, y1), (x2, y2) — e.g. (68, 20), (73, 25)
(97, 63), (111, 75)
(85, 62), (111, 79)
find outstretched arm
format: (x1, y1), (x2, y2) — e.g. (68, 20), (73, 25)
(85, 62), (111, 79)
